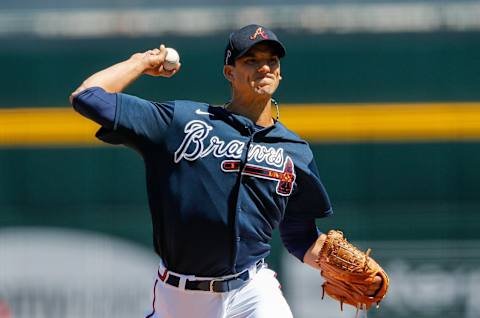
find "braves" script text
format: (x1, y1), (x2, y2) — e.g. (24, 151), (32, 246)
(174, 120), (285, 167)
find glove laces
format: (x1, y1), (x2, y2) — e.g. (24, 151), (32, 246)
(355, 303), (368, 318)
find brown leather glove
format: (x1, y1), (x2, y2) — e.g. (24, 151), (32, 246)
(316, 230), (389, 311)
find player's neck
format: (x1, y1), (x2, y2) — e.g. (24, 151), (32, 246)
(227, 94), (274, 127)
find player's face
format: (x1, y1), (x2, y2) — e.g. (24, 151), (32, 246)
(226, 43), (282, 97)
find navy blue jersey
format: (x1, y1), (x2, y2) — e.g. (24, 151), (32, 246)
(80, 90), (332, 276)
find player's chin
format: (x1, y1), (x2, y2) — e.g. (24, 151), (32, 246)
(253, 83), (278, 96)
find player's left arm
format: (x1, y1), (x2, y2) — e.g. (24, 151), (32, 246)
(279, 152), (332, 266)
(280, 153), (383, 295)
(279, 219), (382, 296)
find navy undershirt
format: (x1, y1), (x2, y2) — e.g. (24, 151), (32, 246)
(279, 216), (319, 261)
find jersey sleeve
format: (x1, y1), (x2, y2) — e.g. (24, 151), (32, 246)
(95, 92), (175, 147)
(285, 152), (333, 219)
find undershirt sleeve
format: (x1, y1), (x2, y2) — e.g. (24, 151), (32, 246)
(279, 215), (320, 262)
(72, 87), (116, 129)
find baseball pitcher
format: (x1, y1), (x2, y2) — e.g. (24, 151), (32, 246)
(70, 24), (388, 318)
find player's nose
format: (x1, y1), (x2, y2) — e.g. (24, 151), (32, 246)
(257, 62), (271, 73)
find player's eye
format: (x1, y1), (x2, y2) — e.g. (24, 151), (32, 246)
(269, 57), (279, 65)
(244, 58), (256, 65)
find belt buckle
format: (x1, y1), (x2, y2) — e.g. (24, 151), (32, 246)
(209, 278), (223, 292)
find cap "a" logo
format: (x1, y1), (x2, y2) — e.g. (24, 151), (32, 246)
(249, 27), (269, 40)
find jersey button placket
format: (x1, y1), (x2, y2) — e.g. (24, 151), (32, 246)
(232, 133), (253, 272)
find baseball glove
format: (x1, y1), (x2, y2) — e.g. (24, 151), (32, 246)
(316, 230), (389, 311)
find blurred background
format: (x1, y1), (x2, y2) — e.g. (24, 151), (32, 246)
(1, 0), (480, 317)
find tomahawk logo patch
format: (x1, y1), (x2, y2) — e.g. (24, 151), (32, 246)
(222, 157), (296, 196)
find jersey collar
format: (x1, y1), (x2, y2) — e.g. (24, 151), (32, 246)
(208, 105), (303, 143)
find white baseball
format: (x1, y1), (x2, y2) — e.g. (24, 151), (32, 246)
(163, 47), (180, 71)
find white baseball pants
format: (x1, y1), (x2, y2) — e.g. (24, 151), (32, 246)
(146, 263), (293, 318)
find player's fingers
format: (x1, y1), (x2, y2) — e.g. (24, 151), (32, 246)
(159, 65), (175, 77)
(161, 69), (175, 78)
(158, 44), (168, 60)
(148, 54), (163, 68)
(355, 275), (382, 295)
(144, 45), (167, 69)
(366, 275), (383, 295)
(167, 63), (182, 77)
(170, 63), (181, 74)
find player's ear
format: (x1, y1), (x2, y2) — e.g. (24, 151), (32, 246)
(278, 59), (282, 80)
(223, 65), (234, 82)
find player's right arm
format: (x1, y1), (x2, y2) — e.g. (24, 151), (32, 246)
(69, 44), (180, 101)
(69, 45), (180, 147)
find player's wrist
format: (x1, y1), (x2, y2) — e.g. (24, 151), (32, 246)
(312, 233), (327, 261)
(129, 53), (150, 74)
(302, 233), (327, 266)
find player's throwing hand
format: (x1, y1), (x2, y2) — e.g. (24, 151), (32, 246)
(133, 44), (181, 77)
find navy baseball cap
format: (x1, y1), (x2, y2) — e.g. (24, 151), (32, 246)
(224, 24), (286, 65)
